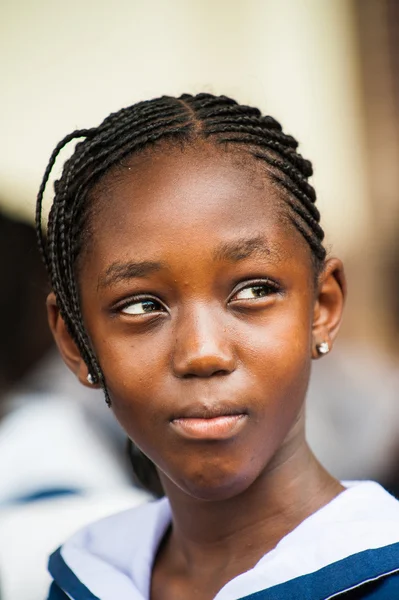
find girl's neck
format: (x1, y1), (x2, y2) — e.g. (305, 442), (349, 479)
(151, 439), (344, 600)
(157, 440), (344, 582)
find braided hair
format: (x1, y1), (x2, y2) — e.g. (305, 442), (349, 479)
(36, 93), (326, 495)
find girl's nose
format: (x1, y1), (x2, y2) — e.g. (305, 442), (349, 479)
(171, 306), (236, 379)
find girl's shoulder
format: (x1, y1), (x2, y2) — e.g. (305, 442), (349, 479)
(237, 481), (399, 600)
(62, 493), (169, 553)
(48, 494), (170, 599)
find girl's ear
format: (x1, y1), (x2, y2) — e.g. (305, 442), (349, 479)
(311, 258), (346, 360)
(46, 292), (100, 388)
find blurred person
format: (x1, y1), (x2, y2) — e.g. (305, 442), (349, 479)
(375, 234), (399, 498)
(0, 210), (133, 505)
(37, 93), (399, 599)
(307, 340), (399, 485)
(0, 210), (147, 600)
(0, 209), (52, 399)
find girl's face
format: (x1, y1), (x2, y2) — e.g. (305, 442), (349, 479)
(73, 143), (339, 501)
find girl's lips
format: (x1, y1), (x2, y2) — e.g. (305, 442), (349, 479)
(170, 414), (247, 440)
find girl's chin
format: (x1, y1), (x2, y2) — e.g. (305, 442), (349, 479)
(169, 469), (260, 502)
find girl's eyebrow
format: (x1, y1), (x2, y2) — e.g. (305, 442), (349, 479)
(213, 236), (274, 262)
(97, 237), (278, 289)
(97, 260), (165, 289)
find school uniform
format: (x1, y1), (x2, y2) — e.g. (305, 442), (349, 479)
(48, 481), (399, 600)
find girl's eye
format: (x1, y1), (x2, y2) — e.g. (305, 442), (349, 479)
(232, 282), (279, 302)
(120, 299), (164, 315)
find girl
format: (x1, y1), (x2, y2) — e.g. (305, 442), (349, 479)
(36, 94), (399, 599)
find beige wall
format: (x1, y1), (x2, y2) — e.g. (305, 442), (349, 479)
(1, 0), (368, 257)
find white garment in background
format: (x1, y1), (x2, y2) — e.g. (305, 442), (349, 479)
(0, 394), (149, 600)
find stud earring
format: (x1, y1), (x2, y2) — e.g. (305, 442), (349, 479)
(316, 341), (330, 355)
(87, 373), (94, 384)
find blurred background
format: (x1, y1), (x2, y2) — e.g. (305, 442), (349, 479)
(0, 1), (398, 598)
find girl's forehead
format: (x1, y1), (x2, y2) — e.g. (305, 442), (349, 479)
(93, 143), (284, 232)
(85, 144), (311, 278)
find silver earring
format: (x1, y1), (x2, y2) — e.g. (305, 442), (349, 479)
(87, 373), (94, 384)
(317, 341), (330, 355)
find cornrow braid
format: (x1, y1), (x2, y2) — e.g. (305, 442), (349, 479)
(36, 94), (326, 489)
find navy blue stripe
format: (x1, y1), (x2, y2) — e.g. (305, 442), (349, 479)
(360, 573), (399, 599)
(239, 541), (399, 600)
(0, 487), (81, 507)
(15, 487), (81, 504)
(48, 581), (70, 600)
(48, 547), (100, 600)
